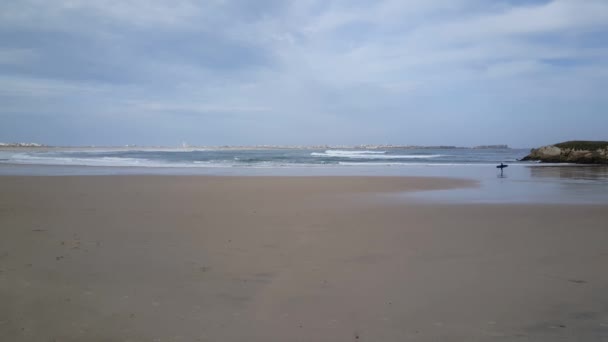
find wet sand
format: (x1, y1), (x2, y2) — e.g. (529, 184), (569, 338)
(1, 176), (607, 341)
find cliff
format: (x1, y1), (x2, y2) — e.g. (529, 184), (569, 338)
(521, 141), (608, 164)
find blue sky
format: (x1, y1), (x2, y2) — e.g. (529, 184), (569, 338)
(1, 0), (607, 147)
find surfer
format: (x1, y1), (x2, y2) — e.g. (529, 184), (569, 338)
(496, 162), (508, 176)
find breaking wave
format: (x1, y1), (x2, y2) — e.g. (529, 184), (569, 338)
(311, 150), (444, 159)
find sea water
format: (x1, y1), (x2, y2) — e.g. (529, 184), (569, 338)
(0, 147), (528, 168)
(1, 147), (607, 204)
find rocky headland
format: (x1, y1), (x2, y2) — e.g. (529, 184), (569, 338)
(521, 141), (608, 164)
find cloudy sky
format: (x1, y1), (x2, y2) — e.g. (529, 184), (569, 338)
(1, 0), (607, 147)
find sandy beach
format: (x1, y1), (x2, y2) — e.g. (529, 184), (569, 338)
(1, 175), (607, 341)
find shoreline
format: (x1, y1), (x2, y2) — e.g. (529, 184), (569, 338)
(0, 175), (478, 195)
(3, 163), (608, 206)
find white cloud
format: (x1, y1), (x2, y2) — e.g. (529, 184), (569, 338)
(1, 0), (607, 145)
(0, 48), (37, 66)
(418, 0), (608, 41)
(130, 102), (272, 114)
(0, 0), (203, 30)
(0, 75), (108, 97)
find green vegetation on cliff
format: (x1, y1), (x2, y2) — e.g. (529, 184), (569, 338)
(554, 141), (608, 151)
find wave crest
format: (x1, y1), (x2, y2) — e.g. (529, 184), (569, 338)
(312, 150), (444, 159)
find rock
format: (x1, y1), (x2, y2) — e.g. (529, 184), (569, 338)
(521, 141), (608, 164)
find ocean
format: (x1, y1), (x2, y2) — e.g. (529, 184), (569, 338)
(0, 147), (528, 168)
(2, 147), (607, 204)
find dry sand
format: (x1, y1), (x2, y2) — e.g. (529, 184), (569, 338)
(1, 176), (607, 341)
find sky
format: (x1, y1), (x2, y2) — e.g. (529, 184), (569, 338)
(1, 0), (607, 147)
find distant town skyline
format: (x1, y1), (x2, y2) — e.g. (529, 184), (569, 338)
(1, 0), (607, 147)
(0, 142), (514, 149)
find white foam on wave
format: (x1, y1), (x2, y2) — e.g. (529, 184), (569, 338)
(1, 153), (329, 168)
(3, 153), (170, 167)
(57, 147), (212, 153)
(312, 150), (444, 159)
(316, 150), (387, 156)
(1, 151), (533, 169)
(1, 153), (237, 168)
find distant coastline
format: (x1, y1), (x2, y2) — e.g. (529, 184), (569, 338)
(0, 143), (511, 151)
(0, 142), (46, 147)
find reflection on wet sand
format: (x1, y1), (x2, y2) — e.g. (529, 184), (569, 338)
(408, 165), (608, 204)
(529, 165), (608, 182)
